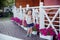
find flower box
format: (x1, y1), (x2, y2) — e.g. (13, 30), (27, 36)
(40, 27), (56, 36)
(40, 27), (56, 40)
(58, 33), (60, 40)
(33, 24), (40, 35)
(40, 33), (53, 40)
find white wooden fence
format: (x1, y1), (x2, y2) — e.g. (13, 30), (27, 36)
(40, 2), (60, 35)
(39, 2), (60, 40)
(12, 2), (60, 36)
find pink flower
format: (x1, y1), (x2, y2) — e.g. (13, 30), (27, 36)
(40, 27), (56, 36)
(40, 28), (47, 36)
(23, 20), (27, 27)
(34, 24), (39, 32)
(47, 27), (55, 35)
(11, 17), (15, 21)
(58, 33), (60, 40)
(11, 17), (22, 25)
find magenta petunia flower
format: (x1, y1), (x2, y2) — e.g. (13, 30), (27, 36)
(40, 27), (56, 36)
(58, 33), (60, 40)
(40, 28), (47, 36)
(47, 27), (55, 35)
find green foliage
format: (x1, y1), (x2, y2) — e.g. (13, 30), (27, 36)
(0, 0), (15, 8)
(32, 27), (37, 31)
(4, 12), (13, 17)
(0, 11), (13, 18)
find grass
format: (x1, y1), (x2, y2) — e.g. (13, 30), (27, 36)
(0, 17), (11, 21)
(0, 12), (13, 21)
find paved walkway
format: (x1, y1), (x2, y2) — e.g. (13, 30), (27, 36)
(0, 18), (46, 40)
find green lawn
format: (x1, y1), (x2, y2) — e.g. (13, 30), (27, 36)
(0, 17), (11, 21)
(0, 12), (13, 21)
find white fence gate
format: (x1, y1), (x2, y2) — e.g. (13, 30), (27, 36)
(40, 2), (60, 40)
(40, 2), (60, 35)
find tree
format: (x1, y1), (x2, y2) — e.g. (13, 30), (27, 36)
(0, 0), (15, 9)
(0, 0), (5, 8)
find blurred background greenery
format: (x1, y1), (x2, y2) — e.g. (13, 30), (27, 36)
(0, 0), (15, 8)
(0, 0), (15, 18)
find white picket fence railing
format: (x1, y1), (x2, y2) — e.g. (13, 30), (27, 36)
(40, 2), (60, 35)
(12, 2), (60, 40)
(39, 2), (60, 40)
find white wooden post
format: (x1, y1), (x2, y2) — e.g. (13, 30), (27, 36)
(32, 8), (35, 24)
(35, 9), (39, 24)
(39, 2), (45, 29)
(12, 6), (17, 17)
(19, 5), (23, 20)
(16, 7), (20, 18)
(59, 8), (60, 33)
(22, 8), (26, 21)
(23, 9), (25, 14)
(26, 4), (29, 10)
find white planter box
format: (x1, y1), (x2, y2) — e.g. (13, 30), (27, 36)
(32, 31), (37, 35)
(40, 33), (53, 40)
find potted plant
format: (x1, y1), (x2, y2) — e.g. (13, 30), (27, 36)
(32, 24), (40, 35)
